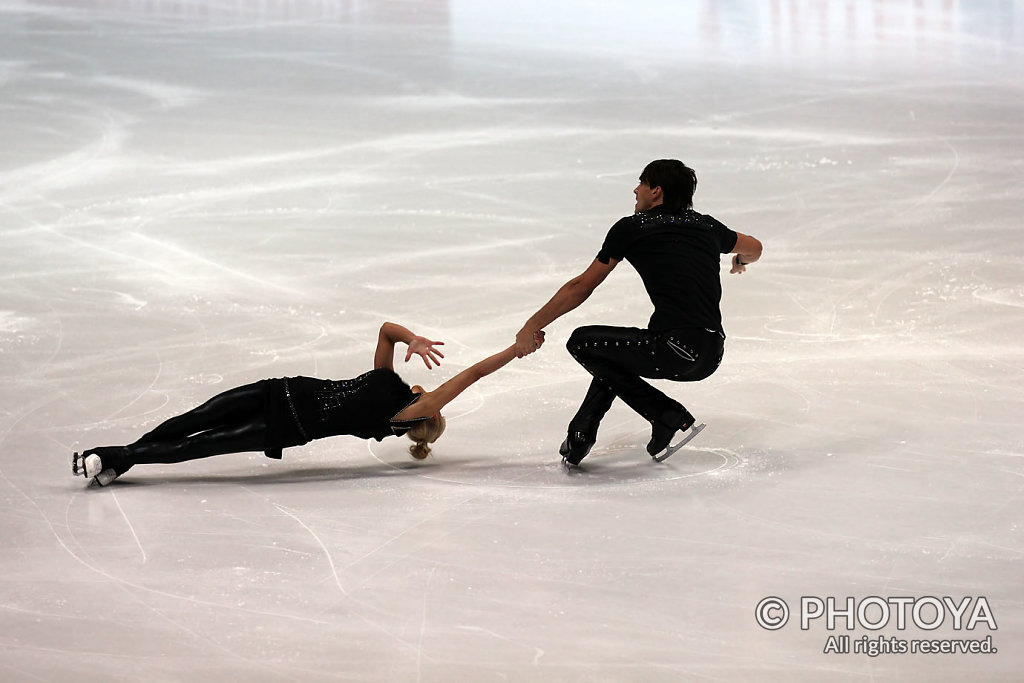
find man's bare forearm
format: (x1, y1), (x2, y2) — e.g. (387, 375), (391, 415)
(521, 280), (592, 334)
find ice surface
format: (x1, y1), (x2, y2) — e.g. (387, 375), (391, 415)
(1, 1), (1022, 681)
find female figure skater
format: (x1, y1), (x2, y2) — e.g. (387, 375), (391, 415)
(72, 322), (543, 486)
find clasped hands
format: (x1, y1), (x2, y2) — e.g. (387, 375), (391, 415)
(514, 328), (546, 358)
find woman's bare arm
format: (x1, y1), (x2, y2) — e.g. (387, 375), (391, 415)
(398, 337), (542, 420)
(374, 322), (445, 371)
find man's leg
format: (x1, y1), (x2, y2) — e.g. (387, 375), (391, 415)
(565, 326), (722, 460)
(560, 377), (616, 465)
(567, 325), (687, 422)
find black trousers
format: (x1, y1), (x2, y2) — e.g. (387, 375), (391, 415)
(128, 382), (267, 464)
(566, 325), (724, 437)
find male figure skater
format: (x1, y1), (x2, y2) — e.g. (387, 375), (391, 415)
(515, 159), (762, 466)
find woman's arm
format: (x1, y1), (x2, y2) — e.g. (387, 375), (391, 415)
(399, 337), (542, 419)
(374, 322), (445, 371)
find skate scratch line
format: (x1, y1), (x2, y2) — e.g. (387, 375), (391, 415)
(458, 623), (543, 662)
(53, 496), (336, 626)
(108, 362), (163, 421)
(238, 489), (422, 651)
(274, 504), (347, 596)
(132, 233), (304, 296)
(417, 566), (436, 683)
(110, 489), (147, 563)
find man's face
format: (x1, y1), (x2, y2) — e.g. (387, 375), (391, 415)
(634, 180), (660, 213)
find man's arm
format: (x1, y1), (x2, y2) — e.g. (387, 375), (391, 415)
(514, 258), (618, 357)
(729, 232), (763, 274)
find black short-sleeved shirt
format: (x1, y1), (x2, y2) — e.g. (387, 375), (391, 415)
(262, 369), (426, 458)
(597, 205), (738, 333)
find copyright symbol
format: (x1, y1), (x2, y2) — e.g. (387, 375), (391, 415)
(755, 597), (789, 630)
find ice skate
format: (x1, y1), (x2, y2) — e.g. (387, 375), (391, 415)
(646, 407), (697, 458)
(71, 451), (103, 478)
(71, 447), (132, 486)
(648, 423), (706, 462)
(559, 430), (596, 467)
(560, 454), (587, 473)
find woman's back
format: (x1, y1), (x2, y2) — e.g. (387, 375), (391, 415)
(287, 369), (417, 442)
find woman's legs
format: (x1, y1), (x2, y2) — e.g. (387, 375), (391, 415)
(135, 382), (264, 444)
(73, 382), (270, 485)
(128, 421), (265, 464)
(128, 382), (267, 464)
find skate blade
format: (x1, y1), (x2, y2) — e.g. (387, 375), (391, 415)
(560, 457), (586, 473)
(652, 423), (706, 463)
(94, 469), (119, 487)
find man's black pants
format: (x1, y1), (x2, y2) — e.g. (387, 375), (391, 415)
(566, 325), (724, 438)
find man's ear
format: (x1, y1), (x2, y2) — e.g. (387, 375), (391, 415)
(651, 185), (663, 198)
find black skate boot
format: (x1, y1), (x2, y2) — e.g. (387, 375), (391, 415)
(647, 408), (704, 462)
(72, 446), (133, 486)
(559, 430), (596, 469)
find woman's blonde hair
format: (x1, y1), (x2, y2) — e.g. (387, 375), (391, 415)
(406, 414), (446, 460)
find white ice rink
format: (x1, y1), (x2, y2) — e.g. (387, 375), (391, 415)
(2, 1), (1022, 681)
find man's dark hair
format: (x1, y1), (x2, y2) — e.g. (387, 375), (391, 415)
(639, 159), (698, 212)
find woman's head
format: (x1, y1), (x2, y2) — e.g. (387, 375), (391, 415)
(406, 413), (446, 460)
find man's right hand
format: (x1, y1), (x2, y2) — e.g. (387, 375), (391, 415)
(512, 259), (618, 358)
(515, 327), (542, 358)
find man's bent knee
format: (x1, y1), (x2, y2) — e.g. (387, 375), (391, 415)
(566, 327), (590, 356)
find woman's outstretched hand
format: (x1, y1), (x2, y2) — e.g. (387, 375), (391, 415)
(406, 336), (445, 369)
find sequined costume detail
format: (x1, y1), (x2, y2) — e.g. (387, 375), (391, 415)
(282, 378), (309, 442)
(279, 369), (419, 444)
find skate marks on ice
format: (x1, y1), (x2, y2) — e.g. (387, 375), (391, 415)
(53, 489), (425, 677)
(562, 435), (744, 485)
(365, 426), (745, 488)
(353, 373), (747, 487)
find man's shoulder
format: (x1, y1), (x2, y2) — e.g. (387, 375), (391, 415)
(616, 208), (716, 229)
(666, 209), (730, 231)
(609, 209), (670, 230)
(609, 213), (639, 228)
